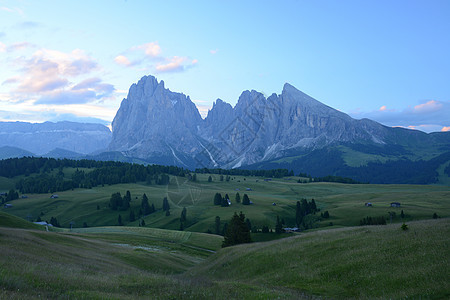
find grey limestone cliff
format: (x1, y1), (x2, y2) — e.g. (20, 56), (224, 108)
(109, 75), (398, 168)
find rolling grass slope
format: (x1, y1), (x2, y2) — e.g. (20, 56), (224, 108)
(2, 173), (450, 232)
(191, 218), (450, 299)
(1, 218), (448, 299)
(0, 223), (300, 299)
(0, 211), (42, 230)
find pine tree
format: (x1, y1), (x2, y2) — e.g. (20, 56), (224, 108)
(109, 192), (122, 210)
(245, 218), (252, 233)
(275, 215), (283, 234)
(242, 194), (250, 205)
(214, 193), (222, 205)
(208, 175), (212, 182)
(235, 192), (241, 203)
(310, 199), (317, 212)
(162, 197), (170, 211)
(215, 216), (221, 235)
(141, 193), (151, 215)
(129, 210), (135, 222)
(221, 197), (229, 207)
(122, 190), (131, 210)
(118, 214), (123, 226)
(180, 207), (187, 223)
(222, 212), (252, 247)
(295, 201), (302, 226)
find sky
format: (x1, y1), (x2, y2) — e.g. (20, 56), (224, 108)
(0, 0), (449, 133)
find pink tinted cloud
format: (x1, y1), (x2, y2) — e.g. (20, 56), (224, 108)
(114, 55), (132, 66)
(442, 126), (450, 132)
(156, 56), (198, 73)
(0, 6), (24, 15)
(413, 100), (442, 113)
(134, 42), (161, 57)
(4, 47), (114, 105)
(349, 100), (450, 133)
(116, 42), (197, 74)
(7, 42), (34, 52)
(12, 49), (98, 94)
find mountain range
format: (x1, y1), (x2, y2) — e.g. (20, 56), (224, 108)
(1, 75), (449, 184)
(0, 121), (111, 156)
(108, 75), (450, 183)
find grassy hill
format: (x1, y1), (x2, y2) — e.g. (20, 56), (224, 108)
(190, 218), (450, 299)
(0, 211), (42, 230)
(2, 172), (449, 232)
(1, 218), (448, 299)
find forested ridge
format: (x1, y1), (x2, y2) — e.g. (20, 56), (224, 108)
(1, 157), (360, 195)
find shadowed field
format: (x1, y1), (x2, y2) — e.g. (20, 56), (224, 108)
(0, 216), (448, 299)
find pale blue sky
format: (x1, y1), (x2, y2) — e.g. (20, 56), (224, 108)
(0, 0), (449, 132)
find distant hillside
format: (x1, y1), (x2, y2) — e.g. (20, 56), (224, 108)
(43, 148), (85, 159)
(0, 146), (35, 159)
(247, 145), (450, 184)
(0, 121), (111, 155)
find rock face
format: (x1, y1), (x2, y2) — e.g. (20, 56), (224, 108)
(0, 121), (111, 155)
(109, 75), (203, 166)
(110, 75), (399, 168)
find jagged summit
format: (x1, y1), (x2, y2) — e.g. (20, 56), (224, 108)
(108, 74), (443, 170)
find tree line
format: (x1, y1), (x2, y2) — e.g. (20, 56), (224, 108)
(212, 192), (251, 207)
(6, 157), (187, 194)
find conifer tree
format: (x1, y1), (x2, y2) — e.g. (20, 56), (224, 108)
(215, 216), (221, 235)
(235, 192), (241, 203)
(162, 197), (170, 211)
(275, 215), (283, 234)
(242, 194), (250, 205)
(129, 210), (135, 222)
(213, 193), (222, 205)
(222, 212), (252, 247)
(141, 193), (151, 215)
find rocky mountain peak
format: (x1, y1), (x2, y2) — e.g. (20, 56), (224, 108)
(109, 74), (418, 169)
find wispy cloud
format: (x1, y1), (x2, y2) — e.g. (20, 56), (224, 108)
(15, 21), (41, 29)
(0, 42), (5, 53)
(6, 42), (35, 52)
(133, 42), (161, 57)
(413, 100), (442, 113)
(114, 55), (132, 67)
(210, 49), (219, 54)
(155, 56), (198, 73)
(0, 6), (24, 16)
(35, 77), (115, 105)
(3, 47), (115, 107)
(442, 126), (450, 132)
(350, 100), (450, 133)
(115, 41), (198, 74)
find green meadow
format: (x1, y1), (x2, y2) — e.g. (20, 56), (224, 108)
(1, 170), (449, 298)
(0, 212), (448, 299)
(2, 172), (449, 231)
